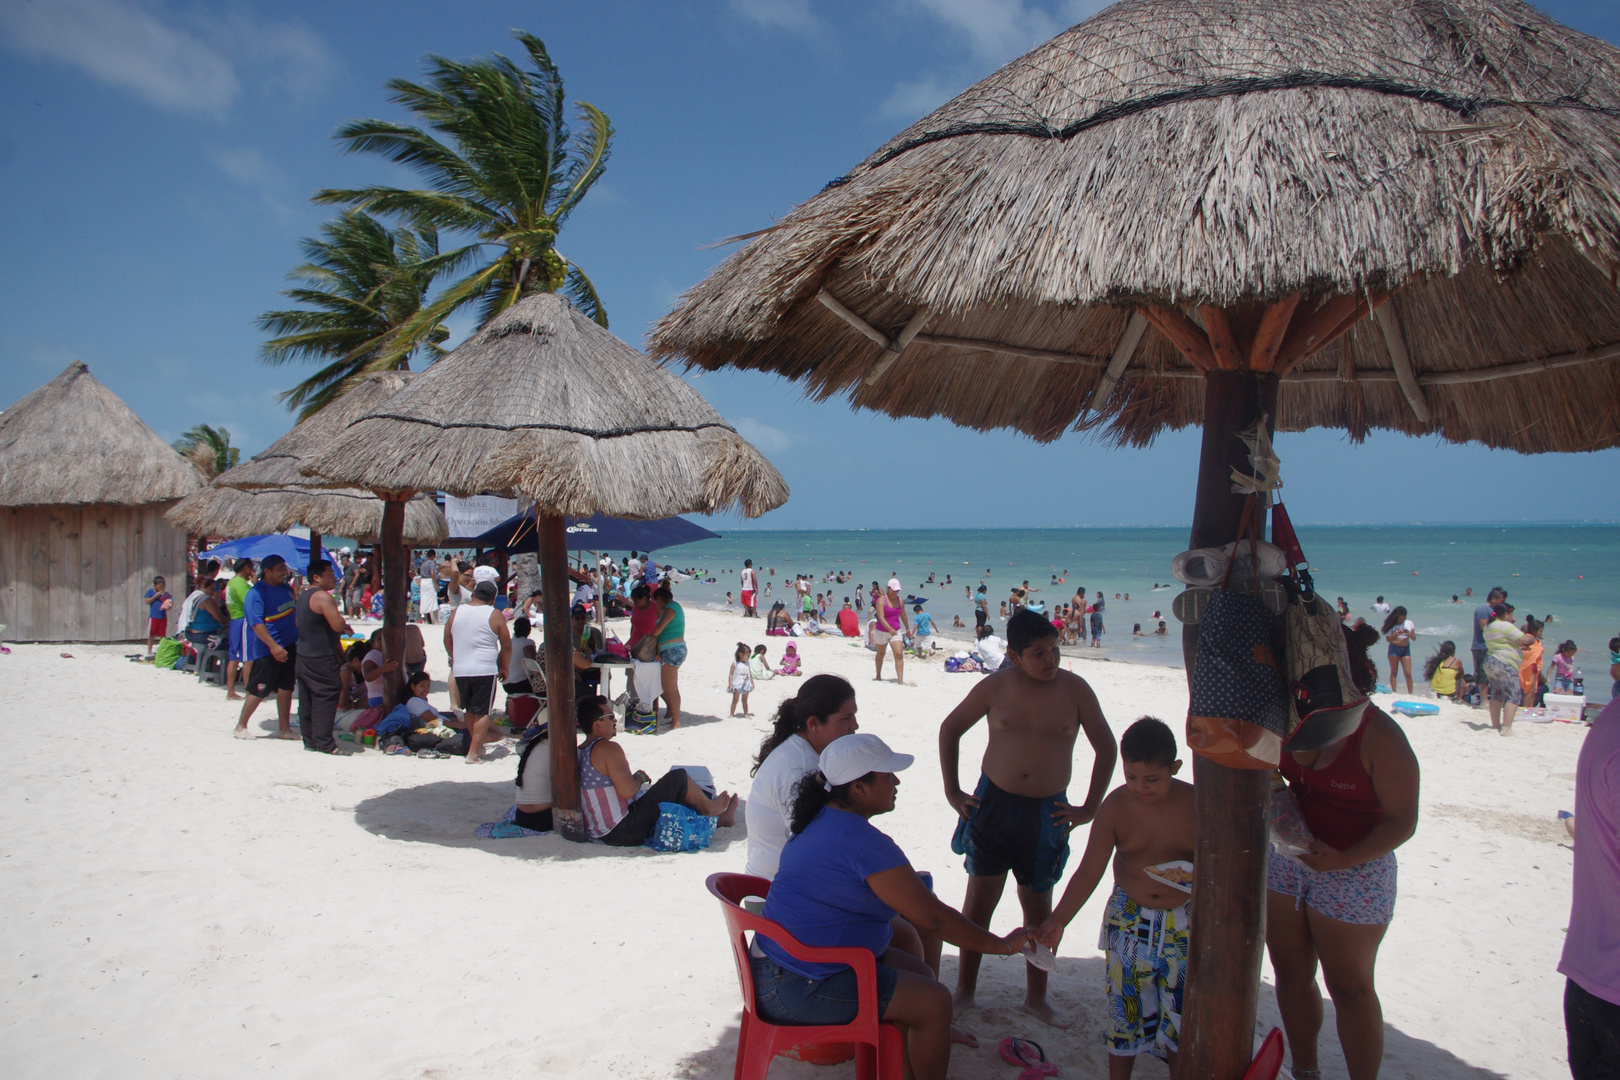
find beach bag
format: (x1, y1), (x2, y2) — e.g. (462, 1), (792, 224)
(1281, 586), (1367, 751)
(153, 637), (183, 670)
(644, 802), (716, 852)
(604, 632), (630, 660)
(632, 635), (660, 662)
(1186, 496), (1291, 769)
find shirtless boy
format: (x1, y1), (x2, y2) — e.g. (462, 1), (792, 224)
(1036, 717), (1195, 1079)
(940, 607), (1116, 1027)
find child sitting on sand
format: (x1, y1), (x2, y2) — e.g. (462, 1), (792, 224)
(1423, 640), (1465, 701)
(750, 643), (775, 681)
(1036, 717), (1195, 1077)
(940, 607), (1117, 1027)
(778, 643), (802, 676)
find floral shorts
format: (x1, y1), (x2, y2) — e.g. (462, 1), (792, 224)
(1267, 848), (1397, 925)
(1485, 656), (1522, 706)
(1099, 886), (1188, 1058)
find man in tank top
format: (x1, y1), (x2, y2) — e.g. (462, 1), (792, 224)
(295, 559), (355, 755)
(445, 579), (511, 764)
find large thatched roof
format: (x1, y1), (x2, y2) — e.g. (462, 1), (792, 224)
(650, 0), (1620, 453)
(300, 293), (789, 518)
(165, 486), (448, 544)
(0, 361), (202, 507)
(175, 371), (448, 542)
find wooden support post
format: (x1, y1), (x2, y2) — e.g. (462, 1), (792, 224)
(1248, 295), (1300, 372)
(1177, 369), (1278, 1080)
(1373, 304), (1432, 424)
(307, 531), (322, 574)
(540, 512), (585, 842)
(378, 496), (409, 708)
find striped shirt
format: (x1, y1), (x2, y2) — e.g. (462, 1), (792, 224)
(579, 738), (630, 840)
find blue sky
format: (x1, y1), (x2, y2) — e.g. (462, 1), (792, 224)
(3, 0), (1618, 529)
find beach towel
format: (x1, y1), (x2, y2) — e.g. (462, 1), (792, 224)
(474, 805), (550, 839)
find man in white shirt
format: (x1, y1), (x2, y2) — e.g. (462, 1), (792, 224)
(1372, 596), (1392, 615)
(627, 551), (643, 582)
(740, 559), (758, 618)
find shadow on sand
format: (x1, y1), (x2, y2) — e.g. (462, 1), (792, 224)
(673, 952), (1509, 1080)
(352, 778), (746, 861)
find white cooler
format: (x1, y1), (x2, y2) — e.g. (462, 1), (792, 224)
(1544, 693), (1587, 722)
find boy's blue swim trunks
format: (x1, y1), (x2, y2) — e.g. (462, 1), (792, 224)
(951, 774), (1070, 893)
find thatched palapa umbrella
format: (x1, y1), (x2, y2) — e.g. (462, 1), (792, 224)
(300, 292), (788, 840)
(650, 0), (1620, 1071)
(167, 372), (449, 551)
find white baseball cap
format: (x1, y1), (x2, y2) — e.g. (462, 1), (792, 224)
(472, 565), (500, 583)
(887, 578), (901, 592)
(819, 733), (914, 789)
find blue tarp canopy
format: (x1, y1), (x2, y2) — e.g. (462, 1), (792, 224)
(471, 511), (719, 554)
(202, 533), (339, 571)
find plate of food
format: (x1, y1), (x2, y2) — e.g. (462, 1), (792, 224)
(1145, 860), (1194, 893)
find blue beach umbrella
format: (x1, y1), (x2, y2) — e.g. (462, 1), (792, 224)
(202, 533), (338, 571)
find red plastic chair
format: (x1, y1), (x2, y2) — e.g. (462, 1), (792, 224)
(1242, 1027), (1285, 1080)
(707, 872), (904, 1080)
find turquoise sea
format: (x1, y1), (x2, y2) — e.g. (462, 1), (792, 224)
(659, 525), (1619, 702)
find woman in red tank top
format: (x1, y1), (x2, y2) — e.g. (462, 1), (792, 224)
(1266, 623), (1421, 1080)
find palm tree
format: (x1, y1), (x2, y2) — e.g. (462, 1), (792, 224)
(313, 30), (611, 367)
(258, 210), (462, 419)
(173, 424), (239, 480)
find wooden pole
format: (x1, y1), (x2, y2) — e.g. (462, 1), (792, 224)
(1177, 370), (1279, 1079)
(307, 531), (323, 574)
(379, 496), (409, 708)
(539, 512), (585, 841)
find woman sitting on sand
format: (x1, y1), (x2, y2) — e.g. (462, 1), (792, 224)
(753, 733), (1031, 1080)
(1422, 640), (1465, 702)
(576, 695), (737, 845)
(1266, 622), (1420, 1080)
(765, 601), (794, 636)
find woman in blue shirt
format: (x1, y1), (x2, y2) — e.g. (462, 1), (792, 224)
(757, 734), (1030, 1080)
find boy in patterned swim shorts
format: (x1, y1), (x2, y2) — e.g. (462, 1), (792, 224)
(1036, 717), (1196, 1078)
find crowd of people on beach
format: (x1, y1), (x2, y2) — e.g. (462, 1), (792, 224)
(147, 536), (1618, 1080)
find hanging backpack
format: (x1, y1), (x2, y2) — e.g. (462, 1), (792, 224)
(1273, 503), (1368, 751)
(1186, 496), (1292, 770)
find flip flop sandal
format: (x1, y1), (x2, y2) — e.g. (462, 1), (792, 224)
(1172, 541), (1288, 586)
(1172, 586), (1212, 625)
(1224, 575), (1289, 616)
(998, 1036), (1058, 1076)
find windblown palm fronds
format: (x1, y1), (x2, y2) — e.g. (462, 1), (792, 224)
(258, 211), (462, 419)
(172, 424), (240, 481)
(313, 30), (612, 369)
(650, 0), (1620, 454)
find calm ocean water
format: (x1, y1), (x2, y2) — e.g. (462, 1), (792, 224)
(659, 525), (1618, 702)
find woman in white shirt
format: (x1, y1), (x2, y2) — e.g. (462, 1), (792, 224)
(746, 675), (860, 880)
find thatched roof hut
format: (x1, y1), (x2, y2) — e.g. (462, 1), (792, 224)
(301, 292), (789, 518)
(168, 372), (448, 544)
(650, 0), (1620, 454)
(0, 362), (200, 641)
(0, 361), (201, 506)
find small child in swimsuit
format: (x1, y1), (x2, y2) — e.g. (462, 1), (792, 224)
(940, 608), (1116, 1028)
(1036, 717), (1195, 1078)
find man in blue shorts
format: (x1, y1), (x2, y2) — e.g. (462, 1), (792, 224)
(940, 608), (1116, 1028)
(233, 555), (299, 740)
(224, 558), (254, 701)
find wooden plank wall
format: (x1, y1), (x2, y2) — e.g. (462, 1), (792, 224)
(0, 502), (187, 642)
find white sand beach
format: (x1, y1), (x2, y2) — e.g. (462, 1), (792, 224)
(0, 606), (1584, 1079)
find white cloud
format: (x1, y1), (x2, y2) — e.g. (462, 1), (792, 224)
(728, 0), (816, 33)
(880, 75), (956, 121)
(212, 147), (285, 188)
(1, 0), (238, 117)
(731, 417), (793, 454)
(0, 0), (335, 119)
(905, 0), (1063, 65)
